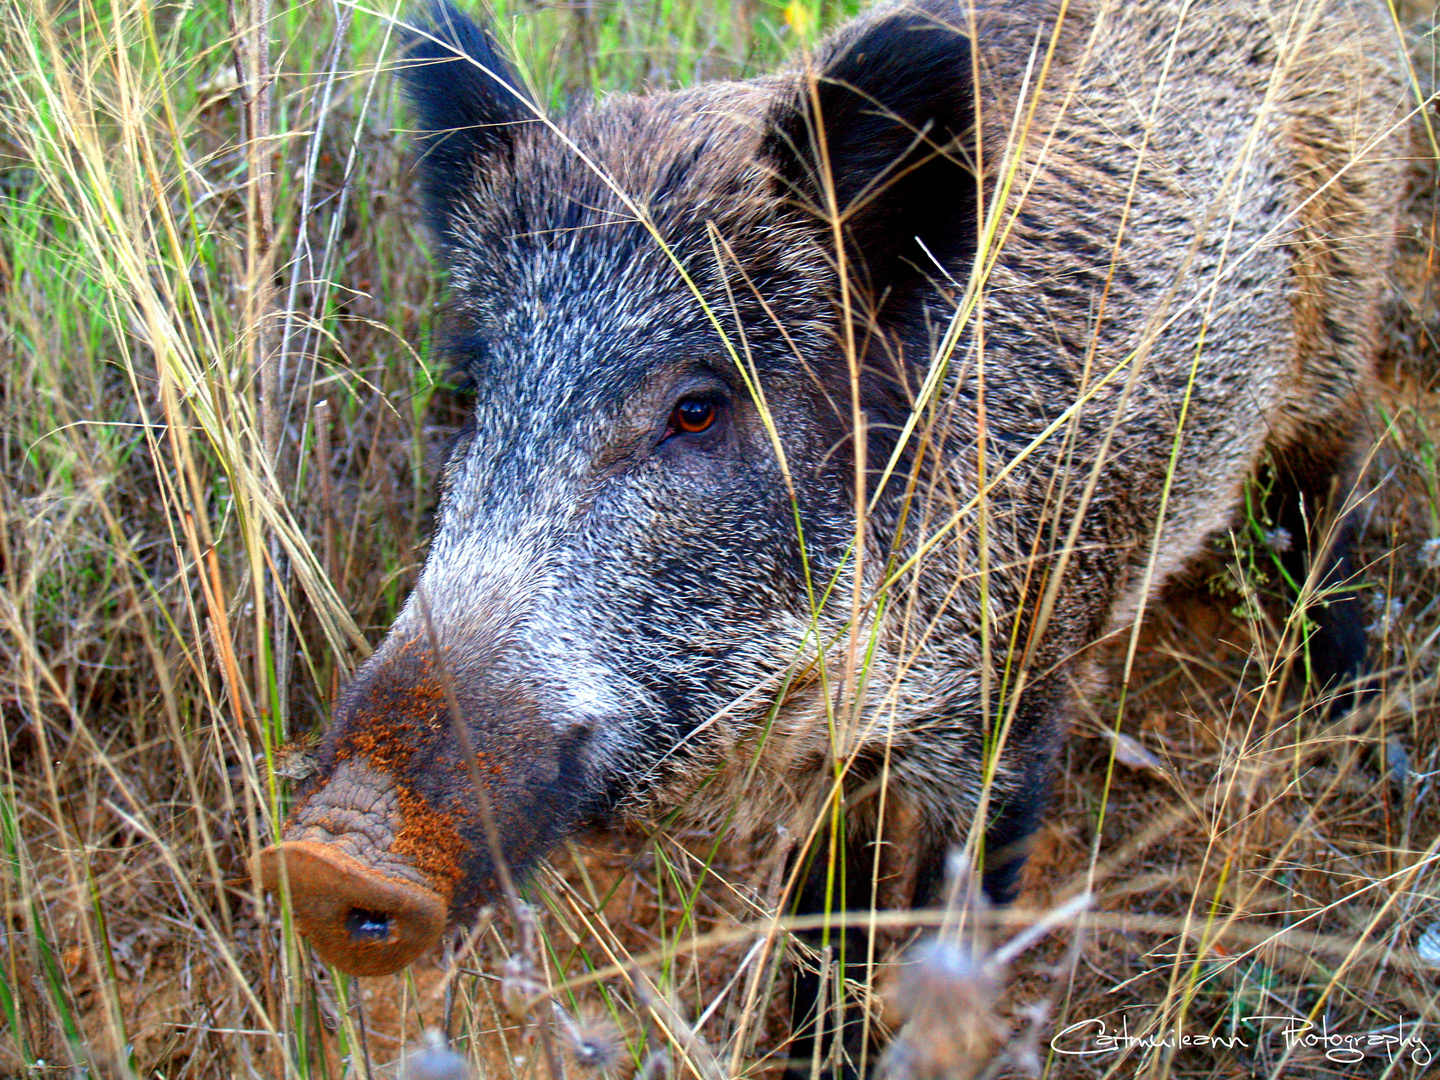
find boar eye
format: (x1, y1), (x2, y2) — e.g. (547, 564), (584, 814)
(670, 398), (717, 435)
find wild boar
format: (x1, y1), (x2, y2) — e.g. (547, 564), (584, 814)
(260, 0), (1403, 1067)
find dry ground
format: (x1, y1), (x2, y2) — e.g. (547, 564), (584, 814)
(0, 2), (1437, 1079)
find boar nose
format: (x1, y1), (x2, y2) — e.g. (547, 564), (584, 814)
(258, 840), (447, 976)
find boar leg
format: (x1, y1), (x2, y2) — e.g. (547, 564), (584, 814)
(1265, 452), (1371, 716)
(786, 828), (883, 1080)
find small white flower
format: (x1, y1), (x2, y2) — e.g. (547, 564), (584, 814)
(1366, 593), (1403, 635)
(402, 1029), (471, 1080)
(1261, 526), (1293, 553)
(1415, 923), (1440, 967)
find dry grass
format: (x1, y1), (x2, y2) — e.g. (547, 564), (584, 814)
(0, 1), (1436, 1078)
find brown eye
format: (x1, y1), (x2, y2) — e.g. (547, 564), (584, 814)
(671, 398), (716, 434)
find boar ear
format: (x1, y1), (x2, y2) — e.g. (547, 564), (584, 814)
(400, 2), (533, 243)
(763, 2), (977, 321)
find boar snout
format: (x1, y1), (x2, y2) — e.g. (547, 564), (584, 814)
(258, 839), (447, 976)
(258, 637), (607, 976)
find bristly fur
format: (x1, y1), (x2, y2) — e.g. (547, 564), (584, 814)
(273, 0), (1406, 1071)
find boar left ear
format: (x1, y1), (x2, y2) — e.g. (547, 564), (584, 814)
(400, 2), (534, 247)
(763, 1), (977, 322)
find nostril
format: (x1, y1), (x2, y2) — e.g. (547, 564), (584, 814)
(345, 907), (393, 943)
(257, 840), (448, 976)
